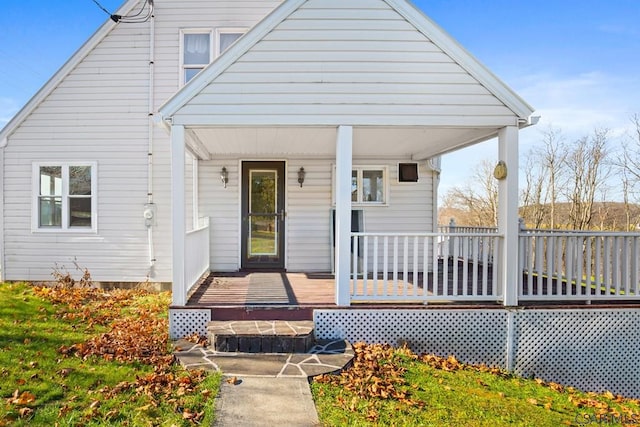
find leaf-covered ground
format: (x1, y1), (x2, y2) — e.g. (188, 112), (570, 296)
(0, 283), (220, 426)
(312, 343), (640, 426)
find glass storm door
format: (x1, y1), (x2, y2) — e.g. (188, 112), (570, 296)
(241, 161), (285, 270)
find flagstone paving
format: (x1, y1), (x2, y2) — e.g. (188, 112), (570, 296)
(173, 337), (353, 378)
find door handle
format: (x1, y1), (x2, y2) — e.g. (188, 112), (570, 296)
(278, 210), (287, 220)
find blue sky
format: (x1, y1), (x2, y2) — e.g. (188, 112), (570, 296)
(1, 0), (639, 193)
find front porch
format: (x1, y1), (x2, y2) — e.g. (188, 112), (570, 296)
(177, 224), (640, 315)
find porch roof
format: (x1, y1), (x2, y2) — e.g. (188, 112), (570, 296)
(183, 125), (501, 161)
(159, 0), (535, 157)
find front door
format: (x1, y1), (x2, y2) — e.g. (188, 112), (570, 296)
(241, 161), (286, 270)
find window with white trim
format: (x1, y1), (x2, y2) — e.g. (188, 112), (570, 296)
(180, 28), (246, 85)
(333, 166), (387, 205)
(216, 29), (245, 56)
(352, 167), (386, 204)
(181, 30), (212, 85)
(33, 163), (97, 232)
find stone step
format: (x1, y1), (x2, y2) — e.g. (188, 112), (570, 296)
(208, 320), (315, 353)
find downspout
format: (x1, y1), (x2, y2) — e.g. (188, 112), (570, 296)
(145, 2), (157, 273)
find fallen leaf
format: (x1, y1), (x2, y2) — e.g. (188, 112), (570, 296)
(18, 407), (33, 418)
(8, 390), (36, 406)
(58, 368), (74, 378)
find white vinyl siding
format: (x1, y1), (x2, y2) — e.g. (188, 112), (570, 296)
(2, 0), (280, 282)
(197, 158), (434, 273)
(172, 0), (518, 127)
(3, 13), (151, 282)
(199, 160), (240, 271)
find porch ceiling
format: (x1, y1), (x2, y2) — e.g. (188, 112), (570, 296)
(185, 126), (499, 160)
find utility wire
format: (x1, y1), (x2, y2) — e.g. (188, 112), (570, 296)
(90, 0), (153, 23)
(91, 0), (111, 16)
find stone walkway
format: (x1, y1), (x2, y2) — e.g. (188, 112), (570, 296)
(173, 337), (353, 378)
(173, 337), (353, 426)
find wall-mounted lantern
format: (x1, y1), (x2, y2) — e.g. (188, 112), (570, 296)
(221, 166), (229, 188)
(297, 167), (306, 187)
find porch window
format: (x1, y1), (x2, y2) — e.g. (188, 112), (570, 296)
(33, 163), (97, 232)
(334, 166), (387, 205)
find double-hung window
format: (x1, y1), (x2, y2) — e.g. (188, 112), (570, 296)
(182, 30), (212, 85)
(216, 29), (245, 56)
(181, 28), (246, 85)
(33, 162), (97, 232)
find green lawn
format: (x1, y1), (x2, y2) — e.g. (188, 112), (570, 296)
(0, 283), (220, 426)
(312, 343), (640, 427)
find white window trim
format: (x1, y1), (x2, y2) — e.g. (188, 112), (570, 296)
(332, 165), (389, 207)
(179, 29), (214, 87)
(32, 162), (98, 233)
(215, 28), (248, 57)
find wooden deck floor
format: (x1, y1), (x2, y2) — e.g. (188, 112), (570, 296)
(187, 272), (337, 307)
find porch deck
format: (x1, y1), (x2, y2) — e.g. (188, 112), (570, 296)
(187, 268), (640, 315)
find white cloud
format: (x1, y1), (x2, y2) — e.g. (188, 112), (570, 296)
(514, 72), (639, 138)
(598, 24), (639, 37)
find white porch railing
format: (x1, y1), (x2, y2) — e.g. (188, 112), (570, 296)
(350, 226), (640, 304)
(519, 230), (640, 301)
(184, 217), (210, 296)
(350, 232), (502, 302)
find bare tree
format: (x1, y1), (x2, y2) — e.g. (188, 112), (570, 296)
(563, 128), (611, 230)
(616, 114), (640, 230)
(441, 159), (498, 226)
(519, 127), (567, 229)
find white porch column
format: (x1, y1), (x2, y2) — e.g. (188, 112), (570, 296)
(335, 125), (353, 306)
(498, 125), (519, 306)
(171, 124), (187, 306)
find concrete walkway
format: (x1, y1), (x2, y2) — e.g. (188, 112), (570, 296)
(215, 377), (320, 426)
(173, 338), (353, 426)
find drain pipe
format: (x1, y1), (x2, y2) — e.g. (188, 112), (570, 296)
(145, 2), (157, 273)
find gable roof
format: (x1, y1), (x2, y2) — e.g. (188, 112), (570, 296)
(0, 0), (141, 147)
(159, 0), (534, 123)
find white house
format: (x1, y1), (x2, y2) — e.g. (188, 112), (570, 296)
(5, 0), (640, 400)
(0, 0), (533, 304)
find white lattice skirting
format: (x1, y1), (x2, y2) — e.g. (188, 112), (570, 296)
(170, 309), (211, 339)
(314, 308), (640, 399)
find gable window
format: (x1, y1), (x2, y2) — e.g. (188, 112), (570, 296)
(182, 30), (212, 84)
(216, 29), (246, 56)
(181, 29), (247, 85)
(33, 163), (97, 232)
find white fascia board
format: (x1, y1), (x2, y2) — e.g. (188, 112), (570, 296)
(0, 0), (142, 146)
(391, 0), (535, 120)
(159, 0), (307, 119)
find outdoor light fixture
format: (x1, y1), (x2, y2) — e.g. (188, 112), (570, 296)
(297, 167), (306, 187)
(220, 166), (228, 188)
